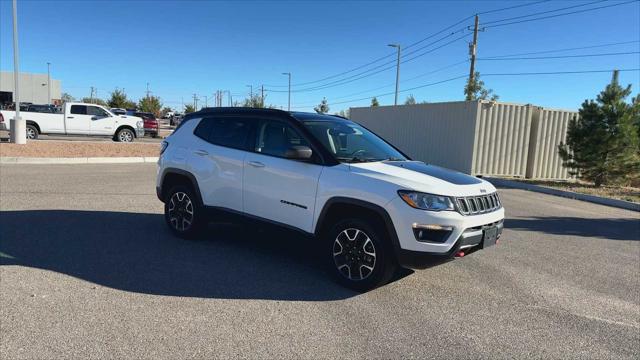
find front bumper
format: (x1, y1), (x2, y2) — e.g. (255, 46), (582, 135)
(385, 196), (505, 268)
(136, 128), (145, 137)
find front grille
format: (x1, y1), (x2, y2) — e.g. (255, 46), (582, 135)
(455, 193), (501, 215)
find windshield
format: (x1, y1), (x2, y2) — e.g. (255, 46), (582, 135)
(302, 120), (407, 163)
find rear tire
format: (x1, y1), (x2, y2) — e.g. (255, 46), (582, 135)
(325, 218), (396, 292)
(26, 124), (38, 140)
(164, 185), (206, 239)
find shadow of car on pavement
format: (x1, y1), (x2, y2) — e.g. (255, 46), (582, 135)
(0, 210), (372, 301)
(505, 217), (639, 241)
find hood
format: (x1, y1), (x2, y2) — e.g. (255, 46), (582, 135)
(349, 161), (496, 197)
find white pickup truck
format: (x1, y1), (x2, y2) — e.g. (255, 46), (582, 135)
(0, 102), (144, 142)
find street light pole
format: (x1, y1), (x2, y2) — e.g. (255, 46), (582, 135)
(246, 85), (253, 99)
(388, 44), (401, 106)
(10, 0), (25, 144)
(47, 62), (51, 105)
(282, 72), (291, 111)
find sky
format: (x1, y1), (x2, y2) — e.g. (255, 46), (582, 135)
(0, 0), (639, 113)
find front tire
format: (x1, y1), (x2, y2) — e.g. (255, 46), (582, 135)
(164, 185), (205, 239)
(26, 124), (38, 140)
(115, 128), (135, 142)
(326, 219), (396, 292)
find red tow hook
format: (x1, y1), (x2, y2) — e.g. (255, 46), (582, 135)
(455, 250), (465, 258)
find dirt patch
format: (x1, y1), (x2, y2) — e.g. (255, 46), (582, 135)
(520, 179), (640, 203)
(0, 140), (160, 158)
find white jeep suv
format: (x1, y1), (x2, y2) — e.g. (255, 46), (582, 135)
(156, 108), (504, 291)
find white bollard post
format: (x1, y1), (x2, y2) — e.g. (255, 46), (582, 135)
(10, 115), (26, 144)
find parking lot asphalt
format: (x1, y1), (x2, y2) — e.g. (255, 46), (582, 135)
(1, 164), (638, 359)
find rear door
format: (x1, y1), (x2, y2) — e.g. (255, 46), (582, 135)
(66, 105), (92, 134)
(243, 119), (323, 233)
(88, 105), (116, 135)
(187, 116), (254, 212)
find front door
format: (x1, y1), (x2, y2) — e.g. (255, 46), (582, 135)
(243, 119), (323, 233)
(87, 106), (116, 135)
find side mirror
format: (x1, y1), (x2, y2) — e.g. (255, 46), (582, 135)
(285, 146), (313, 160)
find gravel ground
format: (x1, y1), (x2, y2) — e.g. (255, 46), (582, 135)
(0, 140), (160, 157)
(0, 164), (638, 359)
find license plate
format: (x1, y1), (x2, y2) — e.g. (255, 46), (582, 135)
(482, 226), (498, 248)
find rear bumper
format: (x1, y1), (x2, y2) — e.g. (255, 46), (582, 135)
(144, 128), (158, 136)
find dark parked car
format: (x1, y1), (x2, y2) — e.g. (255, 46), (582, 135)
(26, 104), (58, 113)
(134, 112), (159, 138)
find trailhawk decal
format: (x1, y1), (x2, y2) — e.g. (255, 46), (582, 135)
(385, 161), (483, 185)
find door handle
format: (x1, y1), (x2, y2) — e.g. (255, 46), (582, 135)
(67, 116), (74, 119)
(248, 161), (265, 168)
(194, 149), (209, 156)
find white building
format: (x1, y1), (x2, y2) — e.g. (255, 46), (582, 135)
(0, 71), (62, 106)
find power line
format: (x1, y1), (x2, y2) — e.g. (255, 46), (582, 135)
(483, 68), (640, 76)
(484, 0), (638, 28)
(266, 33), (470, 93)
(482, 40), (640, 58)
(478, 51), (640, 61)
(293, 60), (469, 107)
(482, 0), (606, 25)
(292, 74), (468, 108)
(264, 0), (549, 88)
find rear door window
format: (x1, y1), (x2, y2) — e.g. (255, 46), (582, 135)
(70, 105), (87, 115)
(193, 117), (254, 150)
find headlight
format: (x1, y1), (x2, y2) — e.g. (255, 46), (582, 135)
(398, 190), (455, 211)
(136, 120), (143, 128)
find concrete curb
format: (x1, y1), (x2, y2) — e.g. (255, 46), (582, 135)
(486, 177), (640, 212)
(0, 157), (159, 165)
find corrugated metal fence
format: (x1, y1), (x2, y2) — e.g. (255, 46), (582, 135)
(350, 100), (578, 179)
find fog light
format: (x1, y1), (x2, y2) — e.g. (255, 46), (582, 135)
(412, 224), (454, 243)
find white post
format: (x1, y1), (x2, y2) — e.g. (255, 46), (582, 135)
(10, 0), (26, 144)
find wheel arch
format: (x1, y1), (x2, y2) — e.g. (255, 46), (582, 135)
(314, 197), (402, 255)
(25, 120), (41, 133)
(158, 168), (203, 205)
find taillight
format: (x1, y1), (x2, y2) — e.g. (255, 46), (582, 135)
(0, 113), (4, 122)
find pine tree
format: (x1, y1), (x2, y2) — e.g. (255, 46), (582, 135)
(558, 71), (640, 187)
(371, 97), (380, 107)
(314, 97), (330, 113)
(108, 89), (136, 109)
(464, 71), (498, 101)
(404, 94), (416, 105)
(184, 104), (196, 113)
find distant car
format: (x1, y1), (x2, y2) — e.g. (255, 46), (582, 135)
(134, 111), (159, 138)
(170, 113), (183, 127)
(0, 112), (7, 139)
(111, 108), (127, 115)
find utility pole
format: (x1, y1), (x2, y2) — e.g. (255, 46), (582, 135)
(261, 85), (264, 106)
(46, 62), (51, 105)
(282, 72), (291, 111)
(90, 86), (95, 104)
(467, 15), (480, 100)
(388, 44), (401, 105)
(203, 95), (208, 108)
(246, 85), (253, 100)
(193, 93), (198, 110)
(146, 82), (151, 99)
(10, 0), (25, 144)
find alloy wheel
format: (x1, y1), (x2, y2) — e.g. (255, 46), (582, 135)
(119, 130), (133, 142)
(26, 128), (36, 139)
(333, 228), (377, 281)
(168, 191), (194, 232)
